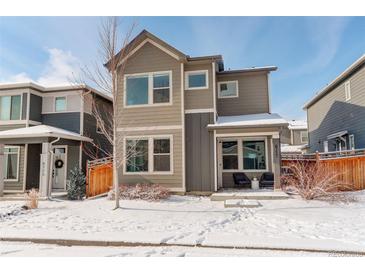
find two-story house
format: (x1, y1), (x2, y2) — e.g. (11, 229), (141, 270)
(115, 30), (287, 193)
(0, 82), (112, 196)
(304, 54), (365, 153)
(281, 120), (308, 154)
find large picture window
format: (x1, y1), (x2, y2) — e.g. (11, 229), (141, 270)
(222, 141), (238, 170)
(3, 146), (20, 181)
(125, 71), (171, 106)
(0, 95), (21, 121)
(243, 140), (266, 170)
(125, 136), (172, 174)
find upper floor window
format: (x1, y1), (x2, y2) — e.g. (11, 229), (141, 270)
(218, 81), (238, 98)
(0, 95), (21, 121)
(345, 81), (351, 101)
(55, 96), (67, 112)
(185, 70), (208, 90)
(125, 71), (171, 107)
(300, 131), (308, 143)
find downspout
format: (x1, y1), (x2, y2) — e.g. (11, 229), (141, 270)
(47, 137), (61, 199)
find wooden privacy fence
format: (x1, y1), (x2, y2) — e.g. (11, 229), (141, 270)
(86, 157), (113, 197)
(282, 149), (365, 190)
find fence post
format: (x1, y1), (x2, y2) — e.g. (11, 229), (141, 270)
(85, 159), (89, 198)
(315, 151), (320, 164)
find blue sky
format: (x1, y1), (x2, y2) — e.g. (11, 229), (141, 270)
(1, 16), (364, 119)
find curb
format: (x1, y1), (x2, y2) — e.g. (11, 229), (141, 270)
(1, 237), (364, 256)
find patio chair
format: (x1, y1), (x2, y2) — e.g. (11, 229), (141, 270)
(259, 172), (274, 188)
(232, 172), (252, 188)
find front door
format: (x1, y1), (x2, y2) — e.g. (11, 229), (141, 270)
(52, 147), (67, 190)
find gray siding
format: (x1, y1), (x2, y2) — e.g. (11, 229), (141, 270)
(42, 113), (81, 133)
(29, 94), (42, 122)
(0, 124), (27, 132)
(281, 127), (291, 145)
(67, 145), (80, 181)
(217, 72), (270, 116)
(307, 65), (365, 152)
(292, 129), (307, 145)
(185, 112), (215, 192)
(25, 144), (41, 190)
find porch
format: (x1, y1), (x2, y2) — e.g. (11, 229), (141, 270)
(0, 125), (92, 197)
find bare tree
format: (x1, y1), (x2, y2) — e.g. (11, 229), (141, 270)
(80, 17), (137, 209)
(281, 160), (354, 202)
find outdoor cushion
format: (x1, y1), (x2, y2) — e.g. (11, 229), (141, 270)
(233, 172), (252, 188)
(259, 172), (274, 188)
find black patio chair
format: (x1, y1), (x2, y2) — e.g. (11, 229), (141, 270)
(233, 172), (252, 188)
(259, 172), (274, 188)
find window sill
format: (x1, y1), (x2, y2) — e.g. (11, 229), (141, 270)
(185, 87), (209, 91)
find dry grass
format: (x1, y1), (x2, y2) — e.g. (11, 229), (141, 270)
(24, 189), (39, 209)
(108, 183), (170, 201)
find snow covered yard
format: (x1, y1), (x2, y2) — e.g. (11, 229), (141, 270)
(0, 192), (365, 253)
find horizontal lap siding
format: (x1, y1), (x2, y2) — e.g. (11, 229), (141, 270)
(0, 124), (27, 132)
(117, 129), (183, 190)
(116, 42), (182, 128)
(307, 66), (365, 152)
(184, 63), (214, 110)
(217, 72), (269, 116)
(215, 127), (280, 135)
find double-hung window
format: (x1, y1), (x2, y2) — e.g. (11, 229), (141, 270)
(218, 81), (238, 98)
(185, 70), (208, 90)
(3, 146), (20, 181)
(125, 71), (171, 107)
(0, 95), (21, 120)
(222, 141), (238, 170)
(300, 131), (308, 143)
(125, 136), (172, 174)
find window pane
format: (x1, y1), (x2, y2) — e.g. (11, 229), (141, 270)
(6, 153), (18, 179)
(154, 155), (170, 171)
(188, 73), (206, 88)
(153, 74), (169, 88)
(55, 97), (66, 112)
(219, 82), (237, 97)
(153, 88), (170, 103)
(0, 96), (11, 120)
(126, 139), (148, 172)
(223, 155), (238, 170)
(154, 139), (170, 154)
(126, 76), (148, 105)
(222, 141), (237, 154)
(243, 140), (266, 170)
(10, 95), (21, 120)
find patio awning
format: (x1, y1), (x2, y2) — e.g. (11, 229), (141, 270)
(0, 125), (92, 142)
(327, 130), (348, 140)
(207, 113), (288, 130)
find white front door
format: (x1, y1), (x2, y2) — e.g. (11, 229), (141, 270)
(52, 147), (67, 190)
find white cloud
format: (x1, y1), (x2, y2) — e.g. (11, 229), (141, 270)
(1, 48), (81, 87)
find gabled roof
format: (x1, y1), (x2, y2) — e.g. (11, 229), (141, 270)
(0, 82), (112, 102)
(109, 29), (187, 67)
(303, 54), (365, 109)
(0, 125), (92, 142)
(207, 113), (288, 129)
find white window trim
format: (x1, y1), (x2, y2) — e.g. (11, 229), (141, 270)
(323, 140), (329, 152)
(54, 96), (68, 112)
(185, 70), (209, 90)
(300, 131), (308, 143)
(217, 80), (239, 99)
(3, 146), (20, 182)
(221, 137), (269, 173)
(123, 135), (174, 175)
(345, 81), (351, 101)
(0, 94), (23, 122)
(349, 134), (355, 150)
(221, 139), (239, 171)
(123, 71), (173, 108)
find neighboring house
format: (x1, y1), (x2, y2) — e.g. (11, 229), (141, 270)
(114, 30), (287, 193)
(0, 83), (112, 196)
(304, 54), (365, 153)
(281, 120), (308, 154)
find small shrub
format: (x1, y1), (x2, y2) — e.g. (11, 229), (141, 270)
(67, 167), (86, 200)
(108, 183), (170, 201)
(24, 188), (39, 209)
(281, 160), (354, 202)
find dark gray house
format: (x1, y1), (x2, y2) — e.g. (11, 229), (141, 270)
(0, 83), (112, 196)
(304, 54), (365, 153)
